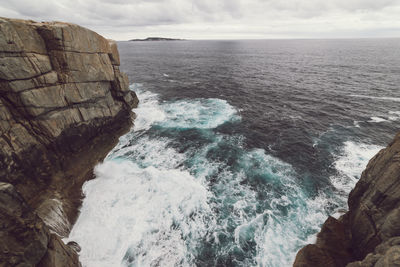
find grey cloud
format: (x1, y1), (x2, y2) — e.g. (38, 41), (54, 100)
(0, 0), (399, 39)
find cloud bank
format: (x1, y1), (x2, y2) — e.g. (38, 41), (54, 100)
(1, 0), (399, 40)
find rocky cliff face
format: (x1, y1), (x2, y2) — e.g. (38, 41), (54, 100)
(0, 17), (138, 266)
(294, 133), (400, 267)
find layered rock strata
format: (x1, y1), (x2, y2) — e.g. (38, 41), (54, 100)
(0, 17), (138, 266)
(294, 133), (400, 266)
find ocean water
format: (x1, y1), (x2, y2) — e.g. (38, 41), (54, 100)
(68, 39), (400, 266)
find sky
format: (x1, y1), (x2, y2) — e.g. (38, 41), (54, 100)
(1, 0), (400, 40)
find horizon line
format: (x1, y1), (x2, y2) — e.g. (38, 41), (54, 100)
(116, 36), (400, 42)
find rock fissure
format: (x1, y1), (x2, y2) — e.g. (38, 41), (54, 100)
(16, 94), (110, 111)
(0, 92), (47, 144)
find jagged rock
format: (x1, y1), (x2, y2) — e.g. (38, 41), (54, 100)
(347, 133), (400, 260)
(0, 17), (138, 266)
(294, 133), (400, 266)
(37, 234), (81, 267)
(0, 182), (48, 266)
(108, 39), (121, 65)
(347, 237), (400, 267)
(67, 241), (81, 253)
(294, 244), (336, 267)
(294, 216), (352, 267)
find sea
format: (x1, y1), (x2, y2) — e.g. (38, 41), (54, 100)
(67, 39), (400, 266)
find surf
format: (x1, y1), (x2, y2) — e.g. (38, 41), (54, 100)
(68, 86), (383, 267)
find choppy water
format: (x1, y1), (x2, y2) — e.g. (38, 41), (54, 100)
(68, 39), (400, 266)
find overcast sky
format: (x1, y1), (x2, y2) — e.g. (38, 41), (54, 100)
(1, 0), (400, 40)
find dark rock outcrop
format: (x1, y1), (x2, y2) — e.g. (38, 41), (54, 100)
(294, 133), (400, 267)
(0, 17), (138, 266)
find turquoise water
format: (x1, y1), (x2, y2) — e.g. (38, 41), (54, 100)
(68, 86), (382, 266)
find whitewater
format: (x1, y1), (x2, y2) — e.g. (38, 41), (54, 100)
(67, 38), (400, 266)
(68, 85), (382, 267)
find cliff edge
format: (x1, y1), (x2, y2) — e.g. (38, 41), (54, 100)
(294, 133), (400, 267)
(0, 17), (138, 266)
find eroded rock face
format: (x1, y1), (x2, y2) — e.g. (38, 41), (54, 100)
(347, 237), (400, 267)
(294, 133), (400, 267)
(0, 182), (48, 266)
(0, 17), (138, 266)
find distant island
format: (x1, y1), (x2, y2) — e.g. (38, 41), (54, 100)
(129, 37), (185, 41)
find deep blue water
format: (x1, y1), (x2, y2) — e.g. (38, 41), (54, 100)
(69, 39), (400, 266)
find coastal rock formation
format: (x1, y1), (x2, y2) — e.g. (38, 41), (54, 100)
(294, 133), (400, 267)
(0, 17), (138, 266)
(0, 182), (80, 266)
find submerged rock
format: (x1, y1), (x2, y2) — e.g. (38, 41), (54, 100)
(0, 17), (138, 266)
(294, 133), (400, 266)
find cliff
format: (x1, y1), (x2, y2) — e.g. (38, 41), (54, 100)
(294, 133), (400, 267)
(0, 17), (138, 266)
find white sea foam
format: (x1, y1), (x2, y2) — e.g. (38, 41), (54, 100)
(356, 111), (400, 124)
(350, 94), (400, 102)
(158, 98), (240, 129)
(112, 135), (186, 169)
(68, 160), (213, 267)
(130, 85), (166, 131)
(248, 150), (331, 267)
(131, 84), (239, 131)
(331, 141), (383, 195)
(368, 116), (387, 123)
(388, 111), (400, 121)
(255, 193), (331, 266)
